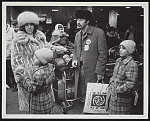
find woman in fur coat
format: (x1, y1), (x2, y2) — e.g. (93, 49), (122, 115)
(11, 11), (49, 112)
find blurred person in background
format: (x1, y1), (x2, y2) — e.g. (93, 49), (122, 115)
(124, 25), (143, 46)
(12, 19), (19, 33)
(6, 20), (18, 92)
(105, 26), (121, 50)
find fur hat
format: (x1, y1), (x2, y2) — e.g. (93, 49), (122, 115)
(120, 40), (136, 54)
(17, 11), (39, 27)
(35, 48), (54, 65)
(75, 9), (92, 21)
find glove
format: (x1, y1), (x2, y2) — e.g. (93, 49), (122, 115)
(72, 60), (78, 68)
(97, 74), (104, 83)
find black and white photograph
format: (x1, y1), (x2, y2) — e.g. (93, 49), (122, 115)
(2, 2), (149, 119)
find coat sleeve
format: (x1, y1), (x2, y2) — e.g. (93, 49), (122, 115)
(116, 62), (138, 93)
(11, 37), (25, 74)
(95, 30), (108, 76)
(72, 33), (78, 61)
(35, 30), (48, 48)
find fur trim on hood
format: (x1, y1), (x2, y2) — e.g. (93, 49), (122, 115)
(52, 24), (69, 37)
(17, 11), (39, 27)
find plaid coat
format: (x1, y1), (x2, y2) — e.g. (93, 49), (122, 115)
(21, 64), (55, 114)
(105, 56), (138, 114)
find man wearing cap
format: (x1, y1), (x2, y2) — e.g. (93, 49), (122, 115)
(72, 9), (108, 102)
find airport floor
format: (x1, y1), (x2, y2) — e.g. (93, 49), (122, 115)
(6, 85), (143, 118)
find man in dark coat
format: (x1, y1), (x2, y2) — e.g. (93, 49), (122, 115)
(72, 9), (108, 102)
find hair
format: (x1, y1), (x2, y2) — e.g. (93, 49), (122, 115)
(12, 19), (18, 26)
(75, 9), (92, 22)
(107, 26), (116, 32)
(19, 24), (38, 36)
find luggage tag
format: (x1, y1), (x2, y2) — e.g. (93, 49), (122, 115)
(84, 39), (91, 51)
(84, 45), (89, 51)
(134, 90), (139, 106)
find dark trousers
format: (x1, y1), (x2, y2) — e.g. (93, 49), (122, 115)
(6, 60), (16, 88)
(77, 64), (86, 98)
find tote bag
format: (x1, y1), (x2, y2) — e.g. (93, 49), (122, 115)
(83, 82), (109, 114)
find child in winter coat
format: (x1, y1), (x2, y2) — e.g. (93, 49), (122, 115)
(105, 40), (138, 115)
(15, 48), (55, 114)
(50, 24), (74, 55)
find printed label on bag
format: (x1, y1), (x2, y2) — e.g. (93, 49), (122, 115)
(90, 92), (106, 110)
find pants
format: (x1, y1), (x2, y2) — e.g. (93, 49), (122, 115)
(77, 64), (86, 98)
(6, 60), (16, 87)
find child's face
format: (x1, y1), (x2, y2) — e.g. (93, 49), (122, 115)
(58, 26), (64, 33)
(119, 45), (129, 57)
(33, 54), (41, 66)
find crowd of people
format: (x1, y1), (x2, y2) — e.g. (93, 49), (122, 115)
(6, 9), (143, 115)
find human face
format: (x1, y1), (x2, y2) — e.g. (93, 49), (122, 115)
(13, 25), (19, 33)
(76, 18), (88, 30)
(109, 30), (115, 36)
(25, 23), (34, 34)
(58, 26), (64, 33)
(119, 45), (129, 57)
(129, 25), (135, 32)
(33, 54), (41, 66)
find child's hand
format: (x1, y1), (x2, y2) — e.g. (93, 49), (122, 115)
(15, 75), (21, 83)
(32, 85), (36, 92)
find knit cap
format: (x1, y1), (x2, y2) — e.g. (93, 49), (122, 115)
(120, 40), (136, 54)
(17, 11), (39, 27)
(35, 48), (54, 65)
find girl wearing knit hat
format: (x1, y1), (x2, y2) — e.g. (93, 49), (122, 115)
(11, 11), (49, 112)
(105, 40), (138, 115)
(15, 48), (55, 114)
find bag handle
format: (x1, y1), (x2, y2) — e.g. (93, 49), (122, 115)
(97, 77), (104, 84)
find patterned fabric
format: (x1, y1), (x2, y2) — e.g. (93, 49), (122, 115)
(11, 29), (48, 112)
(6, 24), (16, 60)
(11, 30), (47, 75)
(21, 64), (55, 114)
(105, 56), (138, 114)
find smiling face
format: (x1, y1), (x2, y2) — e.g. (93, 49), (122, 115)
(24, 23), (34, 34)
(119, 45), (129, 57)
(76, 18), (89, 30)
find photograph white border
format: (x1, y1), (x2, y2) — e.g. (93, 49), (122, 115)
(2, 2), (149, 119)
